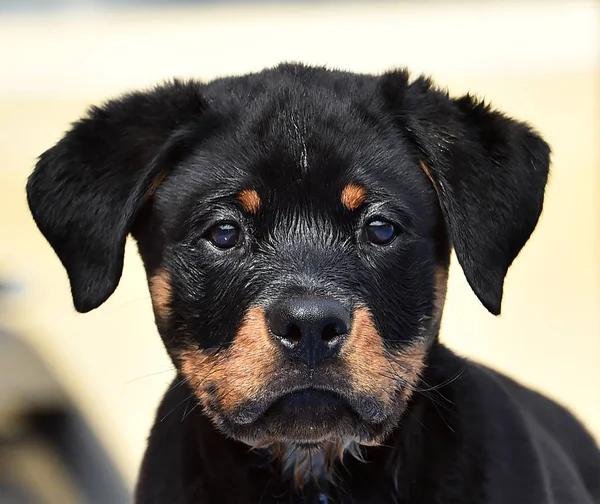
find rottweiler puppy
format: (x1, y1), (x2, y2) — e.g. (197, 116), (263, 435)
(27, 64), (600, 503)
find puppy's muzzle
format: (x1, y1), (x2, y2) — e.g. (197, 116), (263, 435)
(267, 297), (350, 367)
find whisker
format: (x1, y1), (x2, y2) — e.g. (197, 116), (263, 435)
(111, 295), (152, 309)
(181, 399), (201, 421)
(159, 392), (195, 423)
(124, 367), (176, 385)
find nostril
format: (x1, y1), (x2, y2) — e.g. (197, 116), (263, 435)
(321, 322), (347, 342)
(286, 324), (302, 344)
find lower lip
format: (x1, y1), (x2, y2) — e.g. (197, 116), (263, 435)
(267, 389), (345, 415)
(230, 389), (349, 425)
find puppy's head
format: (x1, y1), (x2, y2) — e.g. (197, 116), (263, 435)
(27, 65), (549, 448)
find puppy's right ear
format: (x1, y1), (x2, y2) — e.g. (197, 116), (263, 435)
(379, 71), (550, 315)
(27, 81), (217, 313)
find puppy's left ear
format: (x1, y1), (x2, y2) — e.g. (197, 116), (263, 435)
(27, 81), (215, 313)
(380, 71), (550, 315)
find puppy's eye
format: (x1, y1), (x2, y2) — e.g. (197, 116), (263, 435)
(205, 222), (241, 249)
(365, 219), (397, 245)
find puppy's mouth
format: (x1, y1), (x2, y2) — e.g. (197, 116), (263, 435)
(263, 390), (357, 444)
(265, 389), (350, 421)
(231, 384), (382, 425)
(218, 385), (396, 445)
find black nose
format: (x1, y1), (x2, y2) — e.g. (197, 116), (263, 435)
(267, 298), (351, 366)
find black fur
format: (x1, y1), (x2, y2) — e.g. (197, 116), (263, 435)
(27, 64), (599, 503)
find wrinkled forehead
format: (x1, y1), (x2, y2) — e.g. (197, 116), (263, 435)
(158, 89), (426, 223)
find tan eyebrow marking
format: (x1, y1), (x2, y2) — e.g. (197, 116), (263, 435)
(341, 183), (367, 211)
(238, 188), (261, 213)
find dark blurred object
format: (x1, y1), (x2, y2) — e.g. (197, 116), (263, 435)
(0, 282), (130, 504)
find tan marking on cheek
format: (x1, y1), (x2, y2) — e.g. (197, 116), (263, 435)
(177, 307), (281, 414)
(179, 350), (222, 404)
(149, 269), (171, 320)
(238, 189), (261, 213)
(389, 342), (428, 403)
(341, 307), (428, 406)
(341, 184), (367, 211)
(418, 160), (438, 194)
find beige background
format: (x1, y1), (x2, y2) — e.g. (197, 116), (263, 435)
(1, 0), (598, 489)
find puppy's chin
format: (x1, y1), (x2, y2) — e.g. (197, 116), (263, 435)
(213, 389), (403, 447)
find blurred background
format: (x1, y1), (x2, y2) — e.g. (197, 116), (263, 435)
(0, 0), (598, 502)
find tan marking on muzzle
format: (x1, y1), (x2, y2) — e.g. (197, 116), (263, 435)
(177, 307), (281, 414)
(341, 307), (428, 406)
(149, 269), (172, 320)
(340, 307), (391, 398)
(238, 188), (261, 214)
(341, 184), (367, 211)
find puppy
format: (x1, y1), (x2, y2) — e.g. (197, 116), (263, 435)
(27, 64), (600, 503)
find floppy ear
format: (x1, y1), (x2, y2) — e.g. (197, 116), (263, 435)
(27, 80), (215, 313)
(380, 71), (551, 315)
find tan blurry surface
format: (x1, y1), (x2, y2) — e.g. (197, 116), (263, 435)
(0, 0), (598, 488)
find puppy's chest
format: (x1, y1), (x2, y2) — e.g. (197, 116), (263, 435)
(259, 440), (376, 504)
(275, 439), (362, 485)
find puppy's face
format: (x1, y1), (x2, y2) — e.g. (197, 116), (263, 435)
(26, 65), (550, 448)
(148, 97), (443, 445)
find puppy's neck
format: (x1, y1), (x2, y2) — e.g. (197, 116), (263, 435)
(270, 439), (364, 488)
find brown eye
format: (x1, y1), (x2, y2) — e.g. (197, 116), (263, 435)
(206, 222), (241, 249)
(365, 219), (397, 245)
